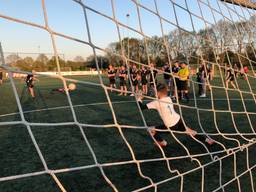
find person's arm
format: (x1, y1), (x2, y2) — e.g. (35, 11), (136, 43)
(108, 73), (114, 78)
(138, 97), (157, 110)
(138, 100), (148, 110)
(137, 98), (149, 110)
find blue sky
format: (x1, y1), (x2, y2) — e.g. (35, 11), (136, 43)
(0, 0), (252, 60)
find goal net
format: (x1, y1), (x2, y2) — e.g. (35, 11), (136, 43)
(0, 0), (255, 191)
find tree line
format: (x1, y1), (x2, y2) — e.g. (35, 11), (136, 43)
(6, 15), (256, 71)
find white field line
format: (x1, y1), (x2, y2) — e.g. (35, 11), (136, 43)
(0, 98), (255, 118)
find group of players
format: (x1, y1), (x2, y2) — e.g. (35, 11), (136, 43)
(107, 63), (157, 96)
(2, 61), (251, 148)
(107, 61), (217, 147)
(107, 60), (191, 102)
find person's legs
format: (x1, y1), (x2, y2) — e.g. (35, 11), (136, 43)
(124, 85), (127, 96)
(136, 84), (139, 93)
(202, 78), (206, 95)
(198, 81), (202, 96)
(178, 80), (185, 100)
(142, 84), (146, 94)
(149, 125), (168, 147)
(200, 78), (206, 97)
(183, 81), (189, 102)
(119, 80), (124, 95)
(225, 79), (229, 88)
(173, 119), (214, 145)
(231, 81), (236, 89)
(28, 87), (35, 98)
(145, 84), (148, 95)
(130, 82), (136, 96)
(119, 86), (123, 95)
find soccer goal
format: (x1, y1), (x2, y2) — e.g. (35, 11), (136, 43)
(0, 0), (255, 192)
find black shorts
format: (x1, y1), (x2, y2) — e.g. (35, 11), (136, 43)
(174, 78), (180, 88)
(26, 83), (34, 88)
(226, 75), (234, 81)
(155, 119), (186, 132)
(109, 78), (115, 85)
(132, 80), (138, 86)
(141, 79), (148, 85)
(179, 80), (188, 91)
(119, 79), (126, 86)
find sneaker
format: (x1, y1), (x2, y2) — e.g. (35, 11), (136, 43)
(130, 93), (134, 96)
(205, 138), (215, 145)
(199, 94), (206, 98)
(155, 140), (168, 147)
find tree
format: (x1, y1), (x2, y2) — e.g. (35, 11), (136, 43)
(6, 54), (21, 65)
(47, 56), (66, 71)
(23, 57), (34, 66)
(85, 55), (109, 69)
(74, 56), (85, 62)
(36, 54), (49, 64)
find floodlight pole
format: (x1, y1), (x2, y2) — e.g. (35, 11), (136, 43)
(0, 42), (4, 65)
(126, 13), (130, 63)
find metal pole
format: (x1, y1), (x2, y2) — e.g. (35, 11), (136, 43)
(126, 13), (130, 61)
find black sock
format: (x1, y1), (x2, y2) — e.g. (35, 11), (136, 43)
(185, 93), (189, 101)
(178, 92), (181, 99)
(194, 135), (206, 143)
(153, 133), (164, 142)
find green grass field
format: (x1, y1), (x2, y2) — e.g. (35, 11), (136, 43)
(0, 74), (255, 192)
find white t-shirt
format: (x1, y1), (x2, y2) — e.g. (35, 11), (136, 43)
(146, 96), (180, 127)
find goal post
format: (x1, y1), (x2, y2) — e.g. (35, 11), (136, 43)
(0, 0), (255, 192)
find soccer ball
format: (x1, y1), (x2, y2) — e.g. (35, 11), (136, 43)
(68, 83), (76, 91)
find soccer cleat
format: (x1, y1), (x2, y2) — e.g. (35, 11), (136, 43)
(199, 94), (206, 98)
(205, 138), (215, 145)
(155, 140), (168, 147)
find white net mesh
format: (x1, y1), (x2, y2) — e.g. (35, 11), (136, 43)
(0, 0), (256, 191)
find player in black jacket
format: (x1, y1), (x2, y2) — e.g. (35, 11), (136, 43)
(140, 65), (149, 95)
(25, 70), (39, 98)
(225, 64), (236, 89)
(107, 65), (116, 92)
(118, 65), (128, 96)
